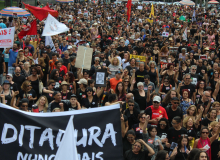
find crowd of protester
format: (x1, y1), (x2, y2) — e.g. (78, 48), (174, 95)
(0, 1), (220, 160)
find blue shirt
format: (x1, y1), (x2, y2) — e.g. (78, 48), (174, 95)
(3, 50), (9, 62)
(0, 23), (7, 29)
(8, 49), (18, 67)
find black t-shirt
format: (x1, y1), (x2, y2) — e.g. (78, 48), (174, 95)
(50, 101), (68, 112)
(196, 65), (207, 74)
(19, 89), (37, 109)
(180, 83), (195, 98)
(167, 127), (187, 144)
(43, 88), (54, 103)
(61, 91), (72, 100)
(12, 74), (26, 91)
(190, 74), (203, 86)
(81, 95), (99, 108)
(62, 58), (70, 68)
(135, 70), (149, 84)
(201, 117), (213, 127)
(126, 66), (138, 76)
(66, 103), (79, 111)
(10, 83), (18, 91)
(125, 149), (150, 160)
(166, 106), (183, 127)
(53, 77), (63, 91)
(131, 89), (147, 110)
(117, 46), (128, 58)
(76, 88), (87, 105)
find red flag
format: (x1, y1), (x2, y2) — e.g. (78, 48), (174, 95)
(23, 2), (58, 21)
(18, 20), (37, 39)
(126, 0), (132, 22)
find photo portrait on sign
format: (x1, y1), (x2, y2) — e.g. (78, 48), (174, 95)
(95, 69), (107, 87)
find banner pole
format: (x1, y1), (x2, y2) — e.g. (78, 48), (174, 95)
(81, 47), (87, 72)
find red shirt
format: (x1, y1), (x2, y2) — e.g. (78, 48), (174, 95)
(145, 105), (168, 124)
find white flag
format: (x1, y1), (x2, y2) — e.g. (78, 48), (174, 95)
(45, 36), (56, 52)
(54, 116), (79, 160)
(42, 14), (69, 36)
(182, 27), (187, 41)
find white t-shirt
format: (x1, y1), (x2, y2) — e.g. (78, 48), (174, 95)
(122, 59), (130, 70)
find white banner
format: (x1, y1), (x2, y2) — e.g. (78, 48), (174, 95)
(42, 14), (69, 36)
(45, 36), (56, 52)
(0, 27), (15, 48)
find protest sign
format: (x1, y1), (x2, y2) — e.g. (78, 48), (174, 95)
(75, 46), (93, 70)
(42, 14), (69, 36)
(0, 27), (15, 48)
(0, 103), (123, 160)
(95, 69), (107, 87)
(130, 54), (146, 62)
(137, 6), (143, 10)
(45, 36), (56, 52)
(162, 32), (169, 37)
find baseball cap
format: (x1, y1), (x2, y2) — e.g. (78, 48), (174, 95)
(3, 80), (10, 85)
(115, 71), (122, 74)
(153, 96), (161, 102)
(77, 78), (87, 85)
(7, 73), (13, 78)
(67, 46), (72, 49)
(18, 49), (24, 52)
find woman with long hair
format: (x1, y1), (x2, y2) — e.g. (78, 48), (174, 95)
(159, 46), (169, 62)
(194, 151), (209, 160)
(0, 80), (14, 106)
(155, 150), (169, 160)
(195, 81), (206, 104)
(194, 126), (219, 160)
(148, 61), (159, 87)
(107, 57), (122, 79)
(122, 52), (130, 70)
(123, 78), (130, 93)
(143, 118), (164, 160)
(33, 96), (48, 113)
(209, 121), (220, 160)
(201, 108), (217, 129)
(38, 57), (48, 86)
(81, 87), (104, 108)
(124, 139), (155, 160)
(157, 118), (170, 149)
(27, 66), (44, 98)
(209, 70), (219, 92)
(21, 62), (31, 78)
(179, 89), (194, 115)
(42, 79), (55, 103)
(65, 72), (76, 94)
(183, 105), (197, 119)
(159, 76), (172, 100)
(170, 135), (192, 160)
(183, 110), (203, 148)
(132, 113), (147, 139)
(161, 63), (178, 89)
(162, 90), (180, 108)
(115, 82), (126, 101)
(178, 60), (189, 81)
(16, 80), (37, 108)
(16, 49), (26, 67)
(122, 68), (130, 80)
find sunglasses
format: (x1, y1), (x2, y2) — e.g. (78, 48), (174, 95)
(6, 77), (11, 79)
(129, 104), (134, 106)
(173, 102), (179, 104)
(51, 85), (55, 86)
(124, 81), (129, 83)
(153, 101), (159, 104)
(202, 132), (209, 134)
(22, 105), (28, 107)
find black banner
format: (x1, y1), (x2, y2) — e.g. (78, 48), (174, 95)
(0, 104), (123, 160)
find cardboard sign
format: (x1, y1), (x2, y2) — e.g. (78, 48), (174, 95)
(162, 32), (169, 37)
(130, 54), (146, 62)
(95, 69), (107, 87)
(75, 46), (93, 70)
(0, 27), (15, 48)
